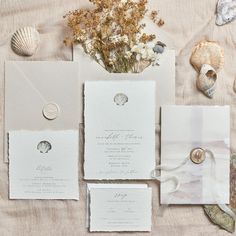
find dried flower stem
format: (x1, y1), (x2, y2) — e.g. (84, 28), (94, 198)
(64, 0), (165, 73)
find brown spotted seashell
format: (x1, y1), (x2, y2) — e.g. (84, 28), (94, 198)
(190, 41), (224, 72)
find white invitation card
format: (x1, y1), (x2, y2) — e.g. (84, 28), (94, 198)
(84, 81), (156, 180)
(88, 184), (152, 232)
(9, 130), (79, 200)
(161, 105), (230, 204)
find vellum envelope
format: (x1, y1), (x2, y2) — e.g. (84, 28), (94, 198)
(161, 105), (230, 204)
(73, 47), (175, 124)
(4, 61), (79, 162)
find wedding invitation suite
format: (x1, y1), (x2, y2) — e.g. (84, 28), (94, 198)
(9, 130), (79, 200)
(84, 81), (155, 180)
(161, 105), (230, 204)
(88, 184), (152, 232)
(4, 61), (79, 162)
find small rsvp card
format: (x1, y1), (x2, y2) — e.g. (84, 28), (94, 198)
(84, 81), (156, 180)
(88, 184), (152, 232)
(9, 130), (79, 200)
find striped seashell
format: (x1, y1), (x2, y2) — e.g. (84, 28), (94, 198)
(11, 26), (40, 56)
(37, 141), (52, 154)
(114, 93), (128, 106)
(197, 64), (218, 98)
(190, 41), (224, 72)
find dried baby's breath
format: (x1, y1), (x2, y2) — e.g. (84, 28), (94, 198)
(157, 19), (165, 27)
(64, 0), (165, 73)
(150, 10), (165, 27)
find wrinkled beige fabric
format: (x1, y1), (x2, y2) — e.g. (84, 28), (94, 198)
(0, 0), (235, 235)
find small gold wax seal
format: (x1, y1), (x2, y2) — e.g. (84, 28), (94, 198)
(190, 148), (206, 164)
(42, 102), (60, 120)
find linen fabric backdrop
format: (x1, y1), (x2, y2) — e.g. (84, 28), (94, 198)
(0, 0), (236, 235)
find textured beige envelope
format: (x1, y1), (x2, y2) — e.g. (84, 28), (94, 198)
(73, 47), (175, 124)
(4, 61), (79, 162)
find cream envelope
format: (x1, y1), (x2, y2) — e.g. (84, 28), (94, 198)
(73, 47), (175, 124)
(4, 61), (79, 162)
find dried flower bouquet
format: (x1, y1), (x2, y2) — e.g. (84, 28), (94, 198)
(64, 0), (165, 73)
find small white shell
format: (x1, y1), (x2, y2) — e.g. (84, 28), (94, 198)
(37, 141), (52, 154)
(114, 93), (128, 106)
(216, 0), (236, 26)
(197, 64), (218, 98)
(11, 27), (40, 56)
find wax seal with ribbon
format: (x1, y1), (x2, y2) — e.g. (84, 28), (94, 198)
(151, 147), (236, 228)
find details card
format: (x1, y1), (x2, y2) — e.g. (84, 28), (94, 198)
(84, 81), (156, 180)
(88, 184), (152, 232)
(9, 130), (79, 200)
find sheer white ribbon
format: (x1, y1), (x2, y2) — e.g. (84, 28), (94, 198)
(152, 148), (236, 231)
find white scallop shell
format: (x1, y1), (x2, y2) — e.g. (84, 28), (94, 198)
(11, 27), (40, 56)
(216, 0), (236, 26)
(37, 141), (52, 154)
(114, 93), (128, 106)
(197, 64), (218, 98)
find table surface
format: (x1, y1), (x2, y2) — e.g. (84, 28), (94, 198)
(1, 0), (236, 235)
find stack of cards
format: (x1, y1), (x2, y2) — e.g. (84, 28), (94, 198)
(5, 45), (230, 234)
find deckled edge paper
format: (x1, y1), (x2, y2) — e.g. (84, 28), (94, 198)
(89, 184), (152, 232)
(9, 130), (79, 200)
(84, 81), (156, 180)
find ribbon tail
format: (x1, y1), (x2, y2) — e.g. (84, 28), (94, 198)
(206, 149), (236, 232)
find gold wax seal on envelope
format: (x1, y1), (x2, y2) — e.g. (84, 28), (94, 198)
(190, 148), (206, 164)
(42, 102), (60, 120)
